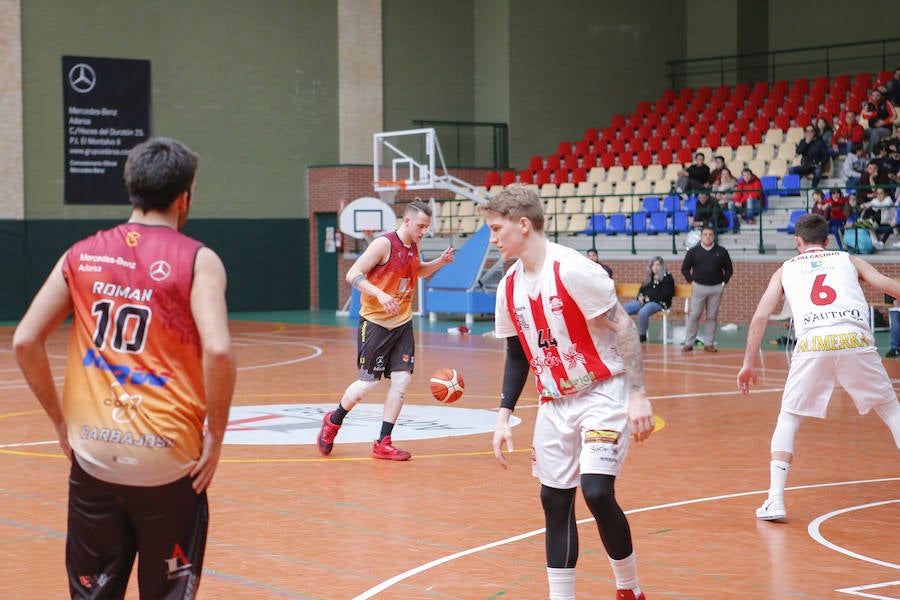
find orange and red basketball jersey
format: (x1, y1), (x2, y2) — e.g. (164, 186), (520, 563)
(359, 231), (420, 330)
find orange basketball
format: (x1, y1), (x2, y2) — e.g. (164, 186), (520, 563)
(429, 368), (465, 403)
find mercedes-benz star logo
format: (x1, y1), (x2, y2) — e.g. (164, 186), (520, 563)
(149, 260), (172, 281)
(68, 63), (97, 94)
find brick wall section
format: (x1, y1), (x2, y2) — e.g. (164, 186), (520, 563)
(309, 165), (900, 321)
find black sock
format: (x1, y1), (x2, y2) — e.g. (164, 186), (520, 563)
(378, 421), (394, 442)
(332, 405), (349, 425)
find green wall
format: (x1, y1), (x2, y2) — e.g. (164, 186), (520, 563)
(21, 0), (338, 220)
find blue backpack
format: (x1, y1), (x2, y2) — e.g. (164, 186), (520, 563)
(842, 228), (874, 254)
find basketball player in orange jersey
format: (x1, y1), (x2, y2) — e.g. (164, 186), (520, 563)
(13, 137), (235, 599)
(485, 185), (654, 600)
(318, 200), (454, 460)
(738, 213), (900, 521)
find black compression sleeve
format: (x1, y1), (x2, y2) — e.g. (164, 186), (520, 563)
(500, 336), (530, 411)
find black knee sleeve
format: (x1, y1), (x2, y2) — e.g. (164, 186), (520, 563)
(540, 485), (579, 568)
(580, 473), (633, 560)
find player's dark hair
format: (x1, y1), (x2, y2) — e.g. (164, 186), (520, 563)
(794, 213), (828, 244)
(404, 200), (432, 218)
(124, 137), (200, 212)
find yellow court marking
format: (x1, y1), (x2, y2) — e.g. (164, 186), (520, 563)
(0, 409), (46, 420)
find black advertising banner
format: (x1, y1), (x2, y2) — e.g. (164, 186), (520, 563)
(62, 55), (151, 205)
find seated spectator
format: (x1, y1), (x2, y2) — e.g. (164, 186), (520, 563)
(861, 87), (896, 154)
(707, 155), (726, 187)
(586, 248), (613, 277)
(887, 68), (900, 108)
(810, 189), (830, 219)
(831, 110), (864, 157)
(815, 116), (834, 148)
(858, 160), (891, 204)
(861, 187), (895, 248)
(691, 192), (728, 232)
(622, 256), (675, 343)
(826, 188), (848, 226)
(842, 142), (869, 190)
(676, 152), (711, 193)
(713, 167), (737, 209)
(789, 125), (830, 188)
(734, 167), (763, 224)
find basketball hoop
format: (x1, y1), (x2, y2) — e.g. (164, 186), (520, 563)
(375, 179), (405, 204)
(378, 188), (398, 204)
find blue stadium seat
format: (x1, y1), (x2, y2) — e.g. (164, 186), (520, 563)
(779, 174), (802, 196)
(683, 195), (698, 215)
(662, 194), (681, 213)
(760, 175), (778, 198)
(629, 211), (648, 234)
(642, 196), (660, 213)
(580, 214), (606, 234)
(671, 211), (690, 232)
(606, 213), (627, 235)
(777, 209), (806, 233)
(646, 211), (668, 234)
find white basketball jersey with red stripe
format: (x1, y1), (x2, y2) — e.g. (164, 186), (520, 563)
(782, 247), (874, 355)
(495, 242), (623, 399)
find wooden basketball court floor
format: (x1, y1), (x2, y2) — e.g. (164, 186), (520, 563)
(0, 316), (897, 599)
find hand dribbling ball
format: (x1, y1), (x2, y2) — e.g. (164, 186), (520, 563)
(430, 368), (465, 403)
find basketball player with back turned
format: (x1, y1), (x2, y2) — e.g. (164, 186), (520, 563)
(738, 213), (900, 521)
(14, 137), (235, 598)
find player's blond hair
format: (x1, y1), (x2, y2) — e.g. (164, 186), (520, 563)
(479, 184), (545, 233)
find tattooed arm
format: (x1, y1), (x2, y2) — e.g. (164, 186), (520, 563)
(599, 302), (655, 442)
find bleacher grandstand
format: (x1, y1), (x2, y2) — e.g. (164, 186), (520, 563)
(432, 70), (898, 255)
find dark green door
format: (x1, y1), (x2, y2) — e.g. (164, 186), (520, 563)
(317, 213), (338, 309)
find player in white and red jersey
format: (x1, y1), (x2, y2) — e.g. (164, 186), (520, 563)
(14, 137), (235, 599)
(317, 201), (455, 460)
(484, 184), (654, 600)
(739, 213), (900, 521)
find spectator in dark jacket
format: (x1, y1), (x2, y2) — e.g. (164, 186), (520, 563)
(676, 152), (711, 193)
(622, 256), (675, 342)
(789, 125), (830, 188)
(692, 192), (728, 231)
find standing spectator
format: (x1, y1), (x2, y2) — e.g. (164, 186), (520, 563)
(831, 110), (865, 157)
(887, 68), (900, 107)
(623, 256), (675, 342)
(825, 188), (848, 226)
(691, 191), (728, 232)
(318, 201), (455, 460)
(861, 87), (896, 154)
(788, 125), (830, 188)
(734, 167), (763, 224)
(485, 184), (654, 600)
(676, 152), (711, 193)
(681, 225), (733, 352)
(737, 213), (900, 521)
(12, 137), (236, 598)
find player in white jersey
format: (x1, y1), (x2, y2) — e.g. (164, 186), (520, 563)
(738, 213), (900, 521)
(484, 184), (655, 600)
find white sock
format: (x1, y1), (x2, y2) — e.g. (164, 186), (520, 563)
(546, 567), (575, 600)
(608, 552), (641, 596)
(768, 460), (790, 500)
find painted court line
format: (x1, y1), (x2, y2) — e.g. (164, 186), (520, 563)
(351, 477), (900, 599)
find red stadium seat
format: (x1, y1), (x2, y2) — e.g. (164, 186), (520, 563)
(574, 140), (590, 156)
(702, 106), (718, 123)
(811, 76), (829, 93)
(656, 148), (674, 165)
(619, 126), (636, 141)
(762, 102), (780, 120)
(518, 169), (534, 184)
(685, 133), (702, 149)
(571, 167), (587, 184)
(610, 138), (627, 154)
(500, 170), (517, 186)
(655, 123), (672, 138)
(646, 112), (662, 128)
(774, 113), (791, 131)
(617, 152), (633, 168)
(676, 147), (693, 163)
(637, 150), (653, 167)
(665, 134), (682, 150)
(753, 115), (771, 132)
(564, 153), (579, 171)
(637, 124), (653, 140)
(584, 127), (599, 142)
(721, 105), (738, 121)
(528, 156), (544, 172)
(877, 70), (892, 86)
(661, 89), (677, 103)
(484, 171), (500, 188)
(696, 86), (713, 101)
(647, 136), (663, 153)
(724, 130), (742, 148)
(791, 77), (809, 94)
(636, 101), (652, 115)
(690, 96), (707, 112)
(675, 122), (692, 137)
(536, 168), (551, 186)
(546, 155), (561, 171)
(853, 72), (871, 87)
(553, 168), (569, 185)
(733, 117), (750, 134)
(599, 152), (616, 169)
(557, 141), (572, 157)
(654, 98), (670, 114)
(781, 101), (799, 117)
(672, 98), (689, 113)
(733, 83), (750, 99)
(712, 119), (730, 136)
(628, 138), (645, 155)
(602, 126), (616, 140)
(745, 129), (764, 145)
(772, 80), (789, 96)
(795, 113), (812, 128)
(627, 113), (644, 129)
(581, 153), (598, 169)
(693, 120), (710, 137)
(683, 108), (700, 124)
(678, 88), (694, 102)
(704, 132), (722, 149)
(611, 114), (627, 129)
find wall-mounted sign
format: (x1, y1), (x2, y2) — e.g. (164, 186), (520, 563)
(62, 55), (151, 205)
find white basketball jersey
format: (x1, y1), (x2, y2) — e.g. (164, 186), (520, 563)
(782, 248), (873, 355)
(495, 242), (624, 399)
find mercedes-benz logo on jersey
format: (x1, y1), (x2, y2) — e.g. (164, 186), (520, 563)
(68, 63), (97, 94)
(149, 260), (172, 281)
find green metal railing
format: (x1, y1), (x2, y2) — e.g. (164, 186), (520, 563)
(411, 119), (509, 170)
(667, 37), (900, 90)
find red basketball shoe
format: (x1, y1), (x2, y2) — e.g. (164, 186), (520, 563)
(616, 590), (646, 600)
(317, 411), (341, 456)
(372, 435), (411, 461)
